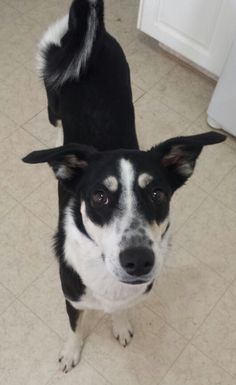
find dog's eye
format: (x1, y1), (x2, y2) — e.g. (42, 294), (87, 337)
(92, 190), (109, 206)
(151, 189), (165, 203)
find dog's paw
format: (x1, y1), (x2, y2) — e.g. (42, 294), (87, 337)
(112, 320), (134, 347)
(58, 341), (81, 373)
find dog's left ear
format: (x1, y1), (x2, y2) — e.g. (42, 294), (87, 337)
(23, 143), (98, 190)
(151, 132), (226, 191)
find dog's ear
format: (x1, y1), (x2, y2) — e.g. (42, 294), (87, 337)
(23, 143), (98, 190)
(151, 132), (226, 191)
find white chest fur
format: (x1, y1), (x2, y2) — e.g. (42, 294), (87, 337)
(64, 207), (149, 313)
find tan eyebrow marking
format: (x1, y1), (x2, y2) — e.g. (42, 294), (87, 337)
(138, 173), (153, 188)
(103, 176), (119, 192)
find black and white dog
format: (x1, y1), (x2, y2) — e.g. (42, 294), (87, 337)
(23, 0), (226, 373)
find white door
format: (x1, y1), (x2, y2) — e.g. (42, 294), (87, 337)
(138, 0), (236, 76)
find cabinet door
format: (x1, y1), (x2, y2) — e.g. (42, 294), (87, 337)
(138, 0), (236, 76)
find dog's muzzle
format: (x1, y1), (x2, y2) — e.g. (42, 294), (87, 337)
(119, 246), (155, 283)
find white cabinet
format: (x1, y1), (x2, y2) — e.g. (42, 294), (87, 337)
(138, 0), (236, 76)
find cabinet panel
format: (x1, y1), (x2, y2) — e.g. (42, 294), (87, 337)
(138, 0), (236, 76)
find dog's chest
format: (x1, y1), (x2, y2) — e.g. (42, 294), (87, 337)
(66, 253), (148, 313)
(70, 281), (147, 313)
(63, 224), (148, 313)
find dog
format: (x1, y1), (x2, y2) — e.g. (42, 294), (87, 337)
(23, 0), (226, 373)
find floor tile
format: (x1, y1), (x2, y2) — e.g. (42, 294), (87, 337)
(0, 300), (61, 385)
(212, 167), (236, 214)
(159, 344), (235, 385)
(175, 197), (236, 282)
(105, 0), (140, 49)
(181, 124), (236, 193)
(26, 0), (71, 31)
(47, 360), (111, 385)
(0, 283), (15, 316)
(0, 187), (17, 219)
(6, 0), (49, 14)
(0, 45), (22, 80)
(0, 204), (53, 295)
(0, 111), (19, 143)
(19, 262), (68, 340)
(150, 64), (214, 121)
(132, 83), (145, 103)
(126, 35), (176, 91)
(135, 92), (191, 149)
(192, 285), (236, 377)
(23, 179), (58, 230)
(0, 127), (45, 164)
(0, 3), (21, 32)
(170, 180), (207, 232)
(0, 14), (43, 65)
(23, 108), (59, 148)
(146, 246), (227, 339)
(83, 307), (186, 385)
(0, 128), (50, 200)
(0, 67), (46, 126)
(20, 262), (104, 341)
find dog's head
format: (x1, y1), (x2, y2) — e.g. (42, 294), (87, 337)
(23, 132), (225, 284)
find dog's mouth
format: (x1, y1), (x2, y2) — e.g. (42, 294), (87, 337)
(121, 279), (150, 285)
(120, 273), (154, 285)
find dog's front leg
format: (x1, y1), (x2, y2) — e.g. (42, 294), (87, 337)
(59, 300), (84, 373)
(112, 310), (134, 347)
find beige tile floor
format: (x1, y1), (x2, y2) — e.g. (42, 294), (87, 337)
(0, 1), (236, 384)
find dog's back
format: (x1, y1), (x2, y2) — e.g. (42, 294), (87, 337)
(38, 0), (138, 151)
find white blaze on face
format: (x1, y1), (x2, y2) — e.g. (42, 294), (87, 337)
(119, 159), (136, 220)
(80, 158), (170, 282)
(80, 159), (137, 279)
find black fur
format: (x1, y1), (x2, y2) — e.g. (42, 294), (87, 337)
(23, 0), (226, 345)
(60, 261), (86, 301)
(145, 281), (154, 294)
(42, 0), (138, 152)
(65, 300), (81, 332)
(161, 222), (170, 240)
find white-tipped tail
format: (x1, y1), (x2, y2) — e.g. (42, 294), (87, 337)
(37, 15), (69, 76)
(37, 0), (103, 89)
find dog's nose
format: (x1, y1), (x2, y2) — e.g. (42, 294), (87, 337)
(119, 247), (154, 277)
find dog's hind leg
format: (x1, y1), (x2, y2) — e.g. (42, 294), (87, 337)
(112, 310), (134, 347)
(59, 300), (84, 373)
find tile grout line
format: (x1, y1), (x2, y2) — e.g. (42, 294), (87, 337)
(144, 302), (189, 342)
(16, 258), (56, 300)
(146, 65), (212, 124)
(142, 61), (179, 95)
(17, 294), (64, 341)
(180, 242), (232, 283)
(156, 339), (190, 384)
(158, 281), (234, 384)
(210, 191), (236, 216)
(21, 105), (47, 128)
(17, 106), (47, 127)
(0, 282), (18, 318)
(187, 281), (234, 375)
(173, 192), (209, 236)
(145, 253), (229, 340)
(20, 199), (58, 231)
(0, 180), (54, 229)
(195, 156), (236, 196)
(173, 189), (236, 283)
(173, 163), (236, 238)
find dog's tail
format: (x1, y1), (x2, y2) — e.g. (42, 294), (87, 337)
(37, 0), (104, 89)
